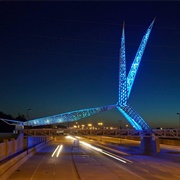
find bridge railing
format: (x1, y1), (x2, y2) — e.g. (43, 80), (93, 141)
(153, 129), (180, 138)
(23, 128), (180, 139)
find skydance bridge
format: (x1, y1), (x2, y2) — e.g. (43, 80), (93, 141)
(20, 20), (155, 135)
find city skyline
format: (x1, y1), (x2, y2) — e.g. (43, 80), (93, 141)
(0, 2), (180, 128)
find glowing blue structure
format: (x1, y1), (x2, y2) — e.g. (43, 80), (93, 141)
(117, 19), (155, 132)
(23, 105), (116, 126)
(21, 19), (155, 133)
(127, 20), (155, 97)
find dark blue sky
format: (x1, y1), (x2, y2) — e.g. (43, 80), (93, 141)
(0, 2), (180, 128)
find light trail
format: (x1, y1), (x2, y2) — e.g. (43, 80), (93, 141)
(75, 136), (82, 139)
(66, 135), (132, 164)
(80, 141), (102, 152)
(56, 145), (63, 157)
(66, 135), (76, 140)
(52, 144), (63, 157)
(101, 150), (131, 164)
(52, 145), (59, 157)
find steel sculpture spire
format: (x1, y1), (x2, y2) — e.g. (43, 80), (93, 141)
(127, 19), (155, 98)
(117, 19), (155, 132)
(119, 22), (127, 107)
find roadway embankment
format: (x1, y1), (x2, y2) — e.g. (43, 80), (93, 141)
(0, 138), (53, 179)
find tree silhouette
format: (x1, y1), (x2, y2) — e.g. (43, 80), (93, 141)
(0, 111), (26, 121)
(0, 111), (14, 120)
(15, 113), (26, 121)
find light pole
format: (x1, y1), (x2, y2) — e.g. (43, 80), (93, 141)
(98, 122), (103, 129)
(118, 119), (122, 129)
(88, 123), (92, 129)
(27, 109), (31, 121)
(177, 113), (180, 130)
(26, 108), (31, 154)
(118, 120), (122, 144)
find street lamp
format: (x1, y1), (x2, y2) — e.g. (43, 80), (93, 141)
(98, 122), (103, 129)
(26, 108), (31, 154)
(118, 119), (122, 129)
(88, 123), (92, 129)
(177, 113), (180, 130)
(27, 108), (31, 121)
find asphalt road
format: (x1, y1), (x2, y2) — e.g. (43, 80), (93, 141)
(6, 136), (180, 180)
(7, 138), (79, 180)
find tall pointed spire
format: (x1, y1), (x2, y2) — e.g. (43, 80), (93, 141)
(127, 19), (155, 98)
(117, 19), (155, 132)
(118, 21), (128, 106)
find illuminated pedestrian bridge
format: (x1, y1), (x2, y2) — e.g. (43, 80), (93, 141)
(23, 19), (155, 133)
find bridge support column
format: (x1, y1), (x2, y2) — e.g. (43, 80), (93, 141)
(140, 136), (160, 155)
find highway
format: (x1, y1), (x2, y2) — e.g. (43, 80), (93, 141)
(6, 136), (180, 180)
(7, 138), (80, 180)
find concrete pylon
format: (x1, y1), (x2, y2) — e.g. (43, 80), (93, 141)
(140, 135), (160, 155)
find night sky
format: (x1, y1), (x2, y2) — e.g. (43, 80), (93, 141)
(0, 1), (180, 128)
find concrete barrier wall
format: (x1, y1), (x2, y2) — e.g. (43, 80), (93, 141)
(8, 140), (13, 156)
(0, 134), (18, 143)
(0, 142), (6, 161)
(0, 133), (50, 162)
(0, 139), (53, 179)
(16, 133), (24, 152)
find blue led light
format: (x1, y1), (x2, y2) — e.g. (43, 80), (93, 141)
(119, 23), (128, 107)
(117, 19), (155, 132)
(127, 20), (155, 98)
(23, 105), (116, 126)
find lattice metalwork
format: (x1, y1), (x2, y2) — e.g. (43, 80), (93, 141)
(127, 20), (155, 98)
(117, 19), (155, 132)
(24, 105), (116, 126)
(119, 22), (127, 107)
(116, 105), (151, 131)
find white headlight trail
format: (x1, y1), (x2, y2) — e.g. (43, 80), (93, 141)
(56, 145), (63, 157)
(52, 145), (59, 157)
